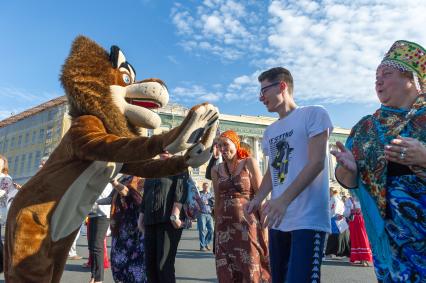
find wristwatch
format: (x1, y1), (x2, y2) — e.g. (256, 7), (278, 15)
(170, 215), (178, 222)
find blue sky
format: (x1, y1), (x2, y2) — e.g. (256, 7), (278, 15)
(1, 0), (425, 129)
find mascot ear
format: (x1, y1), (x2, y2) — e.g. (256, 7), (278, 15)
(110, 45), (127, 69)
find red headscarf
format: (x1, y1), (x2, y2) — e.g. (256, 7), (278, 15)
(219, 130), (250, 160)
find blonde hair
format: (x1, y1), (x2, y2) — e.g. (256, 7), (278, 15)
(0, 154), (9, 175)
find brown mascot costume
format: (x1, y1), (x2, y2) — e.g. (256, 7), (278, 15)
(4, 36), (219, 282)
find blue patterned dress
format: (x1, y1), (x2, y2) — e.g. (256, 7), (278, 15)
(110, 176), (147, 283)
(345, 94), (426, 282)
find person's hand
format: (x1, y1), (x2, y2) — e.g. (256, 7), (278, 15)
(13, 182), (22, 190)
(261, 197), (288, 229)
(384, 136), (426, 167)
(171, 218), (182, 229)
(244, 196), (262, 224)
(118, 186), (129, 196)
(330, 141), (357, 174)
(137, 213), (145, 234)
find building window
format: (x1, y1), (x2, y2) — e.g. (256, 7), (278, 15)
(259, 159), (264, 174)
(34, 151), (41, 170)
(38, 129), (45, 143)
(46, 127), (53, 139)
(48, 109), (58, 121)
(3, 139), (8, 152)
(27, 153), (33, 175)
(18, 135), (22, 147)
(192, 167), (200, 175)
(20, 154), (26, 176)
(56, 124), (62, 137)
(0, 141), (2, 152)
(25, 132), (30, 146)
(8, 156), (13, 170)
(32, 131), (36, 144)
(11, 137), (15, 149)
(13, 156), (19, 175)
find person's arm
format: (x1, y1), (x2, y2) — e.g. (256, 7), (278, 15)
(170, 173), (188, 229)
(262, 130), (329, 228)
(69, 115), (178, 162)
(331, 141), (358, 188)
(246, 157), (262, 193)
(121, 157), (188, 178)
(111, 179), (129, 196)
(244, 166), (272, 221)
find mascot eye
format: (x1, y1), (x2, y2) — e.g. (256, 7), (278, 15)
(122, 74), (131, 85)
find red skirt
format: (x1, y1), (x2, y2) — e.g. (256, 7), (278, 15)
(349, 213), (373, 262)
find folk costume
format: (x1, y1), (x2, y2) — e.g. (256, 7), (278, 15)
(342, 41), (426, 282)
(4, 36), (219, 282)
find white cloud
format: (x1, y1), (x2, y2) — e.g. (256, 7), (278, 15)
(0, 86), (59, 121)
(171, 1), (266, 61)
(171, 0), (426, 104)
(171, 85), (221, 104)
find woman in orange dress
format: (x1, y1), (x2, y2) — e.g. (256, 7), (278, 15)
(211, 130), (271, 283)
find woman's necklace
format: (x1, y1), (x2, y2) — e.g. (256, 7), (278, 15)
(224, 160), (238, 180)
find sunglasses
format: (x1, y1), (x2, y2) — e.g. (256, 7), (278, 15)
(259, 82), (281, 97)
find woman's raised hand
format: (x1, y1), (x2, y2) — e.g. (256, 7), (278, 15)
(330, 141), (357, 173)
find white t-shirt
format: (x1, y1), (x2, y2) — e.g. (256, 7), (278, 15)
(262, 106), (333, 233)
(330, 195), (345, 217)
(90, 183), (113, 218)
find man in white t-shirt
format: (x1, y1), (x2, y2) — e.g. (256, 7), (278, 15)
(246, 67), (333, 283)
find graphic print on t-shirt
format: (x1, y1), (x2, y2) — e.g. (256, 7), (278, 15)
(269, 130), (294, 185)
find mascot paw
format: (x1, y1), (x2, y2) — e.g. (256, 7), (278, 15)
(165, 103), (219, 154)
(184, 120), (218, 167)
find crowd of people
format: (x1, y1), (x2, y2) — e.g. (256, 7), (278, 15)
(0, 39), (425, 283)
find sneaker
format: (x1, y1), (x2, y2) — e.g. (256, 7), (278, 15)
(206, 245), (211, 251)
(200, 247), (207, 252)
(68, 255), (83, 260)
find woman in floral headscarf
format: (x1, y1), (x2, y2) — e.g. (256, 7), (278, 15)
(211, 130), (271, 283)
(332, 40), (426, 282)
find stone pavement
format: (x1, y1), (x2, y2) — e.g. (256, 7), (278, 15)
(0, 225), (377, 282)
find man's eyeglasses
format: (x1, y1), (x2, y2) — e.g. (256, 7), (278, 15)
(259, 82), (280, 97)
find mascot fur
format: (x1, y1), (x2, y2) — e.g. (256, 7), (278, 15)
(4, 36), (218, 282)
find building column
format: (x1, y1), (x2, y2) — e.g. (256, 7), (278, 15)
(253, 138), (259, 161)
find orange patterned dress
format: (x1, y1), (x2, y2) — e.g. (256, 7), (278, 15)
(214, 160), (271, 283)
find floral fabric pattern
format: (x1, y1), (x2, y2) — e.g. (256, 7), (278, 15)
(110, 176), (147, 283)
(215, 162), (271, 283)
(373, 175), (426, 282)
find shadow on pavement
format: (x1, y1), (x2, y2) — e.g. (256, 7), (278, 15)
(64, 263), (91, 272)
(176, 277), (217, 282)
(177, 251), (214, 259)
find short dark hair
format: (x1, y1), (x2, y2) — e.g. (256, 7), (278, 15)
(258, 67), (294, 95)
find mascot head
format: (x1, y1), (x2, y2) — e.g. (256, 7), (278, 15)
(60, 36), (168, 137)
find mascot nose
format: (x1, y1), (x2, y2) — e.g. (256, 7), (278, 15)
(138, 78), (168, 90)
